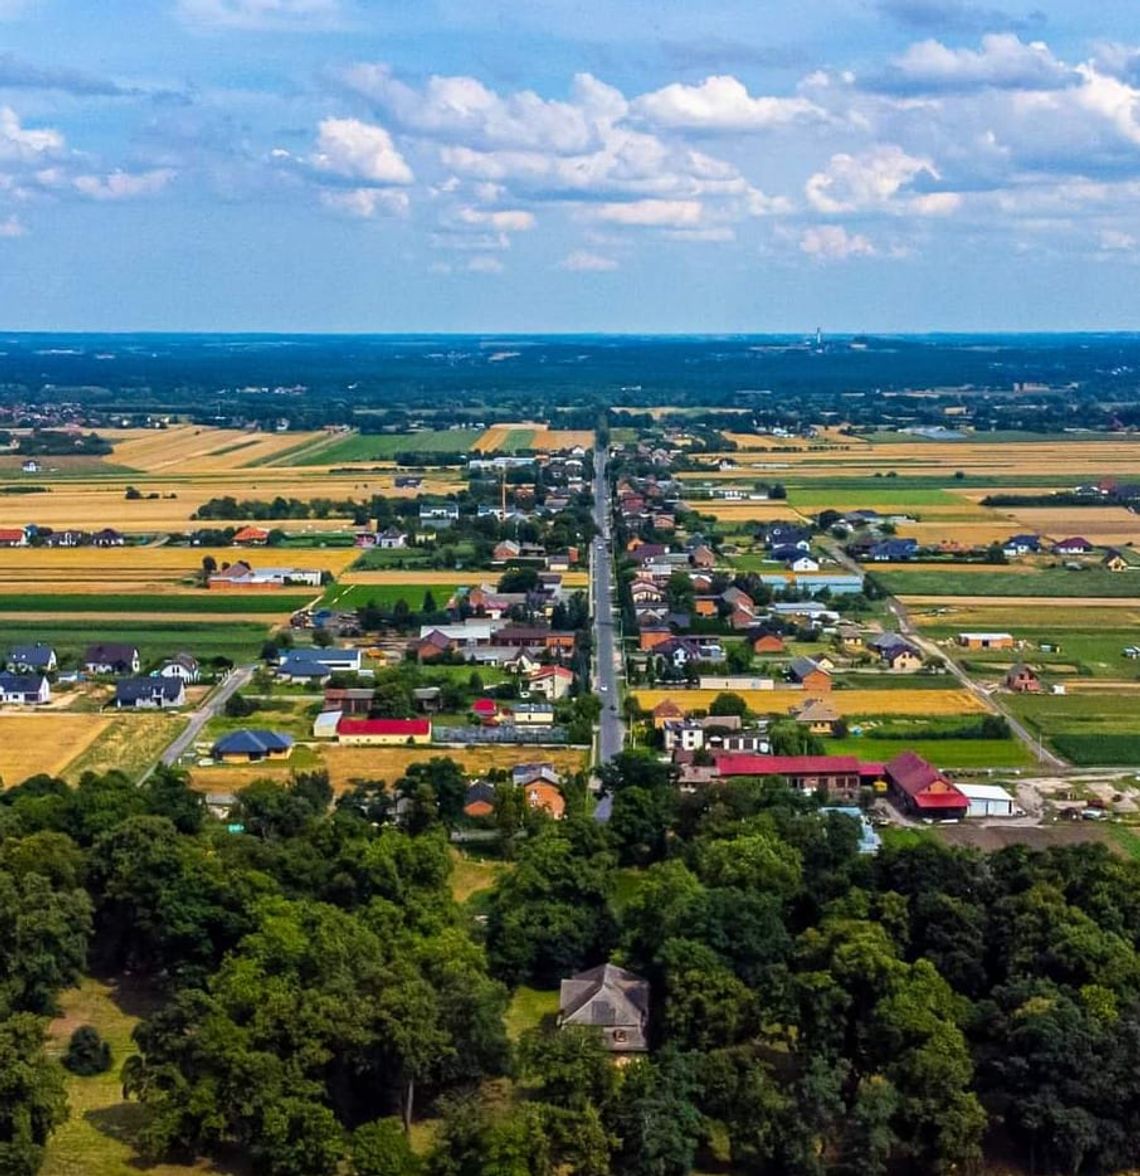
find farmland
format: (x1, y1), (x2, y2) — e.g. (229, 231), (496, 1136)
(1006, 692), (1140, 765)
(63, 714), (189, 782)
(292, 428), (483, 465)
(633, 687), (987, 717)
(874, 566), (1140, 598)
(0, 620), (272, 664)
(0, 714), (111, 783)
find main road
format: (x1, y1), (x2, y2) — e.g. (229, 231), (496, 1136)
(591, 442), (624, 766)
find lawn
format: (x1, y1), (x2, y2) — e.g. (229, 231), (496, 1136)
(922, 626), (1140, 679)
(0, 620), (272, 665)
(321, 581), (469, 611)
(874, 566), (1140, 598)
(295, 429), (482, 464)
(449, 851), (504, 904)
(504, 986), (560, 1041)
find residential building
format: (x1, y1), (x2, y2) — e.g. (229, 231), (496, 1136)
(212, 729), (294, 762)
(558, 964), (650, 1053)
(527, 665), (574, 700)
(6, 643), (56, 673)
(463, 782), (496, 819)
(793, 698), (842, 736)
(524, 781), (565, 818)
(233, 526), (270, 545)
(651, 698), (687, 728)
(0, 527), (27, 547)
(789, 656), (832, 693)
(1052, 537), (1095, 555)
(1006, 663), (1042, 693)
(324, 686), (374, 715)
(91, 528), (126, 547)
(114, 678), (186, 709)
(155, 652), (200, 683)
(85, 643), (141, 675)
(376, 526), (407, 549)
(663, 720), (705, 752)
(752, 633), (785, 655)
(0, 673), (50, 705)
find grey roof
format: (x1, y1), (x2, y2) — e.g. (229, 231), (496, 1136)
(0, 672), (45, 695)
(212, 729), (294, 756)
(85, 642), (138, 665)
(277, 655), (332, 678)
(559, 964), (650, 1049)
(790, 656), (826, 680)
(115, 677), (183, 703)
(7, 643), (54, 668)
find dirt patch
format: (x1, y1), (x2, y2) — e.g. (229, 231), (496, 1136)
(932, 823), (1115, 853)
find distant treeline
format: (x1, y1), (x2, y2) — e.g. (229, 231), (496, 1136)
(193, 496), (369, 523)
(0, 429), (112, 456)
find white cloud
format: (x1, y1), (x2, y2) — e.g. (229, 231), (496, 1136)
(879, 33), (1073, 93)
(591, 198), (703, 228)
(0, 105), (63, 164)
(72, 168), (175, 200)
(806, 145), (949, 215)
(559, 250), (618, 271)
(632, 75), (827, 131)
(320, 187), (409, 218)
(800, 225), (876, 260)
(311, 117), (413, 185)
(177, 0), (342, 30)
(467, 255), (503, 273)
(1099, 228), (1137, 252)
(0, 214), (25, 237)
(457, 207), (535, 231)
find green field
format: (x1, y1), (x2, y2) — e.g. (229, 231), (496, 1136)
(0, 592), (313, 614)
(0, 620), (271, 664)
(788, 487), (967, 508)
(874, 567), (1140, 598)
(829, 735), (1034, 769)
(321, 582), (470, 611)
(923, 626), (1140, 680)
(498, 429), (537, 453)
(295, 429), (482, 465)
(1007, 693), (1140, 765)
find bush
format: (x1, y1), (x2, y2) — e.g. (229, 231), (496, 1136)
(64, 1025), (111, 1076)
(224, 693), (260, 719)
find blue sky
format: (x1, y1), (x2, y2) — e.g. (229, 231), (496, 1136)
(1, 0), (1140, 331)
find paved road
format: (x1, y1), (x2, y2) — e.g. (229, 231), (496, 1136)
(591, 444), (624, 767)
(160, 663), (255, 768)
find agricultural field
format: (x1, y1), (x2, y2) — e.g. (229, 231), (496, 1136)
(828, 734), (1033, 769)
(103, 425), (329, 473)
(189, 742), (588, 795)
(292, 428), (482, 465)
(1006, 693), (1140, 766)
(0, 713), (111, 784)
(321, 579), (471, 611)
(0, 620), (273, 665)
(875, 565), (1140, 598)
(63, 714), (188, 782)
(632, 687), (987, 717)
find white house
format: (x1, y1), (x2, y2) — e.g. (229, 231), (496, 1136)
(156, 653), (200, 683)
(0, 673), (50, 705)
(527, 665), (574, 701)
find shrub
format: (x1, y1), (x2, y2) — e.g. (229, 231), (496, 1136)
(64, 1026), (111, 1076)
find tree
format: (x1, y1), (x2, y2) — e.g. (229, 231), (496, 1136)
(351, 1118), (422, 1176)
(0, 1013), (68, 1176)
(708, 692), (748, 718)
(63, 1025), (112, 1076)
(608, 1052), (703, 1176)
(224, 692), (259, 719)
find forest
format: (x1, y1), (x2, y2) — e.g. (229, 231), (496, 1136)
(2, 752), (1140, 1174)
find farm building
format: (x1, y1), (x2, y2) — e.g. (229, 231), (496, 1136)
(232, 526), (270, 546)
(957, 632), (1014, 651)
(753, 633), (786, 655)
(885, 751), (968, 820)
(1005, 663), (1042, 693)
(0, 528), (28, 547)
(336, 717), (432, 745)
(712, 753), (884, 802)
(559, 963), (650, 1054)
(212, 730), (294, 763)
(0, 673), (50, 706)
(957, 782), (1017, 818)
(324, 686), (373, 715)
(507, 702), (556, 726)
(209, 562), (323, 589)
(114, 678), (186, 710)
(311, 710), (341, 739)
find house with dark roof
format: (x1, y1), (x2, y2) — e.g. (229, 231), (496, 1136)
(0, 673), (50, 705)
(1003, 533), (1041, 557)
(789, 656), (832, 693)
(114, 677), (186, 709)
(84, 643), (140, 675)
(463, 781), (497, 819)
(868, 632), (924, 672)
(559, 963), (650, 1053)
(866, 538), (919, 562)
(885, 751), (968, 819)
(1052, 536), (1095, 555)
(6, 643), (56, 673)
(212, 729), (294, 762)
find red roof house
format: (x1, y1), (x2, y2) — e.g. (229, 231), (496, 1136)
(713, 754), (880, 801)
(884, 751), (968, 818)
(233, 526), (271, 545)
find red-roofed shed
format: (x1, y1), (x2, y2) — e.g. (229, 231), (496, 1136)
(885, 751), (968, 817)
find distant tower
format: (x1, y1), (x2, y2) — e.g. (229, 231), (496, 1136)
(816, 326), (823, 349)
(501, 467), (507, 520)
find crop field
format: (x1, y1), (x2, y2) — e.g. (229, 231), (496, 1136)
(0, 713), (112, 784)
(828, 735), (1034, 769)
(875, 566), (1140, 598)
(102, 426), (329, 473)
(0, 620), (272, 665)
(0, 591), (312, 615)
(63, 714), (187, 782)
(1006, 692), (1140, 765)
(292, 429), (482, 465)
(1003, 506), (1140, 544)
(189, 742), (588, 794)
(321, 579), (471, 611)
(690, 501), (813, 523)
(633, 687), (987, 717)
(474, 424), (538, 452)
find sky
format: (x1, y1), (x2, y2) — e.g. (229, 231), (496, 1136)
(1, 0), (1140, 331)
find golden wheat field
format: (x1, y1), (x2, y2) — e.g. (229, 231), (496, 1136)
(690, 501), (813, 523)
(633, 688), (986, 717)
(101, 426), (329, 473)
(894, 521), (1031, 546)
(530, 428), (595, 450)
(1005, 507), (1140, 544)
(189, 742), (588, 795)
(0, 714), (112, 784)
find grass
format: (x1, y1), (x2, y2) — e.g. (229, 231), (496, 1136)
(295, 430), (482, 465)
(879, 827), (937, 850)
(0, 593), (313, 615)
(0, 621), (272, 664)
(874, 567), (1140, 598)
(64, 715), (188, 782)
(504, 986), (560, 1041)
(1007, 693), (1140, 765)
(789, 487), (965, 507)
(450, 851), (504, 904)
(829, 735), (1034, 769)
(1109, 826), (1140, 860)
(923, 626), (1140, 680)
(320, 582), (468, 610)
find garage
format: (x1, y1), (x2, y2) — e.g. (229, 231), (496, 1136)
(958, 783), (1017, 818)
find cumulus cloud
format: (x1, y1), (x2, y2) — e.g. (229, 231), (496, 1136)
(875, 33), (1073, 93)
(806, 145), (949, 214)
(177, 0), (342, 30)
(800, 225), (876, 260)
(72, 168), (175, 200)
(456, 207), (536, 231)
(591, 199), (703, 228)
(320, 187), (409, 218)
(1099, 228), (1137, 252)
(559, 249), (618, 271)
(632, 75), (827, 131)
(310, 117), (413, 185)
(0, 105), (64, 163)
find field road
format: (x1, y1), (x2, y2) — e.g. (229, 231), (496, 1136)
(159, 664), (255, 768)
(592, 443), (624, 768)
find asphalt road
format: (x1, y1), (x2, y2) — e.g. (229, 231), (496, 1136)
(592, 444), (624, 767)
(160, 663), (255, 768)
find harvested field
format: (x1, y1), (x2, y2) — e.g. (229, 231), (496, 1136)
(474, 424), (538, 452)
(528, 428), (594, 450)
(63, 714), (186, 782)
(633, 688), (986, 717)
(931, 824), (1121, 854)
(1007, 506), (1140, 544)
(189, 742), (588, 794)
(0, 713), (112, 784)
(104, 426), (328, 473)
(690, 501), (813, 523)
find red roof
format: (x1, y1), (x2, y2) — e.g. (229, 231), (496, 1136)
(337, 718), (430, 737)
(715, 754), (864, 777)
(885, 751), (968, 808)
(0, 528), (24, 541)
(471, 697), (499, 715)
(532, 665), (573, 679)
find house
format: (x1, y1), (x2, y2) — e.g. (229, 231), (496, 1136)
(789, 656), (832, 693)
(415, 630), (455, 661)
(492, 539), (522, 563)
(789, 555), (820, 573)
(1006, 663), (1041, 693)
(209, 562), (323, 589)
(20, 459), (40, 474)
(412, 686), (442, 713)
(508, 702), (555, 726)
(0, 527), (27, 547)
(1052, 537), (1095, 555)
(376, 526), (407, 550)
(528, 664), (574, 701)
(1003, 534), (1041, 556)
(419, 503), (460, 528)
(752, 633), (785, 655)
(325, 686), (375, 716)
(559, 963), (650, 1053)
(868, 633), (923, 672)
(355, 530), (378, 549)
(85, 643), (141, 675)
(43, 529), (88, 548)
(277, 647), (363, 679)
(114, 678), (186, 709)
(524, 780), (565, 819)
(233, 526), (270, 546)
(463, 781), (497, 819)
(471, 697), (504, 724)
(663, 720), (705, 753)
(713, 753), (881, 803)
(721, 586), (754, 611)
(957, 632), (1014, 651)
(495, 626), (576, 653)
(690, 544), (716, 569)
(336, 717), (432, 745)
(212, 729), (294, 762)
(0, 673), (50, 705)
(866, 538), (919, 562)
(957, 782), (1016, 818)
(885, 751), (968, 820)
(651, 698), (687, 729)
(630, 579), (665, 605)
(91, 528), (125, 547)
(155, 652), (200, 683)
(836, 623), (865, 650)
(512, 762), (561, 788)
(693, 596), (719, 618)
(1104, 548), (1130, 572)
(6, 643), (56, 673)
(793, 698), (842, 736)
